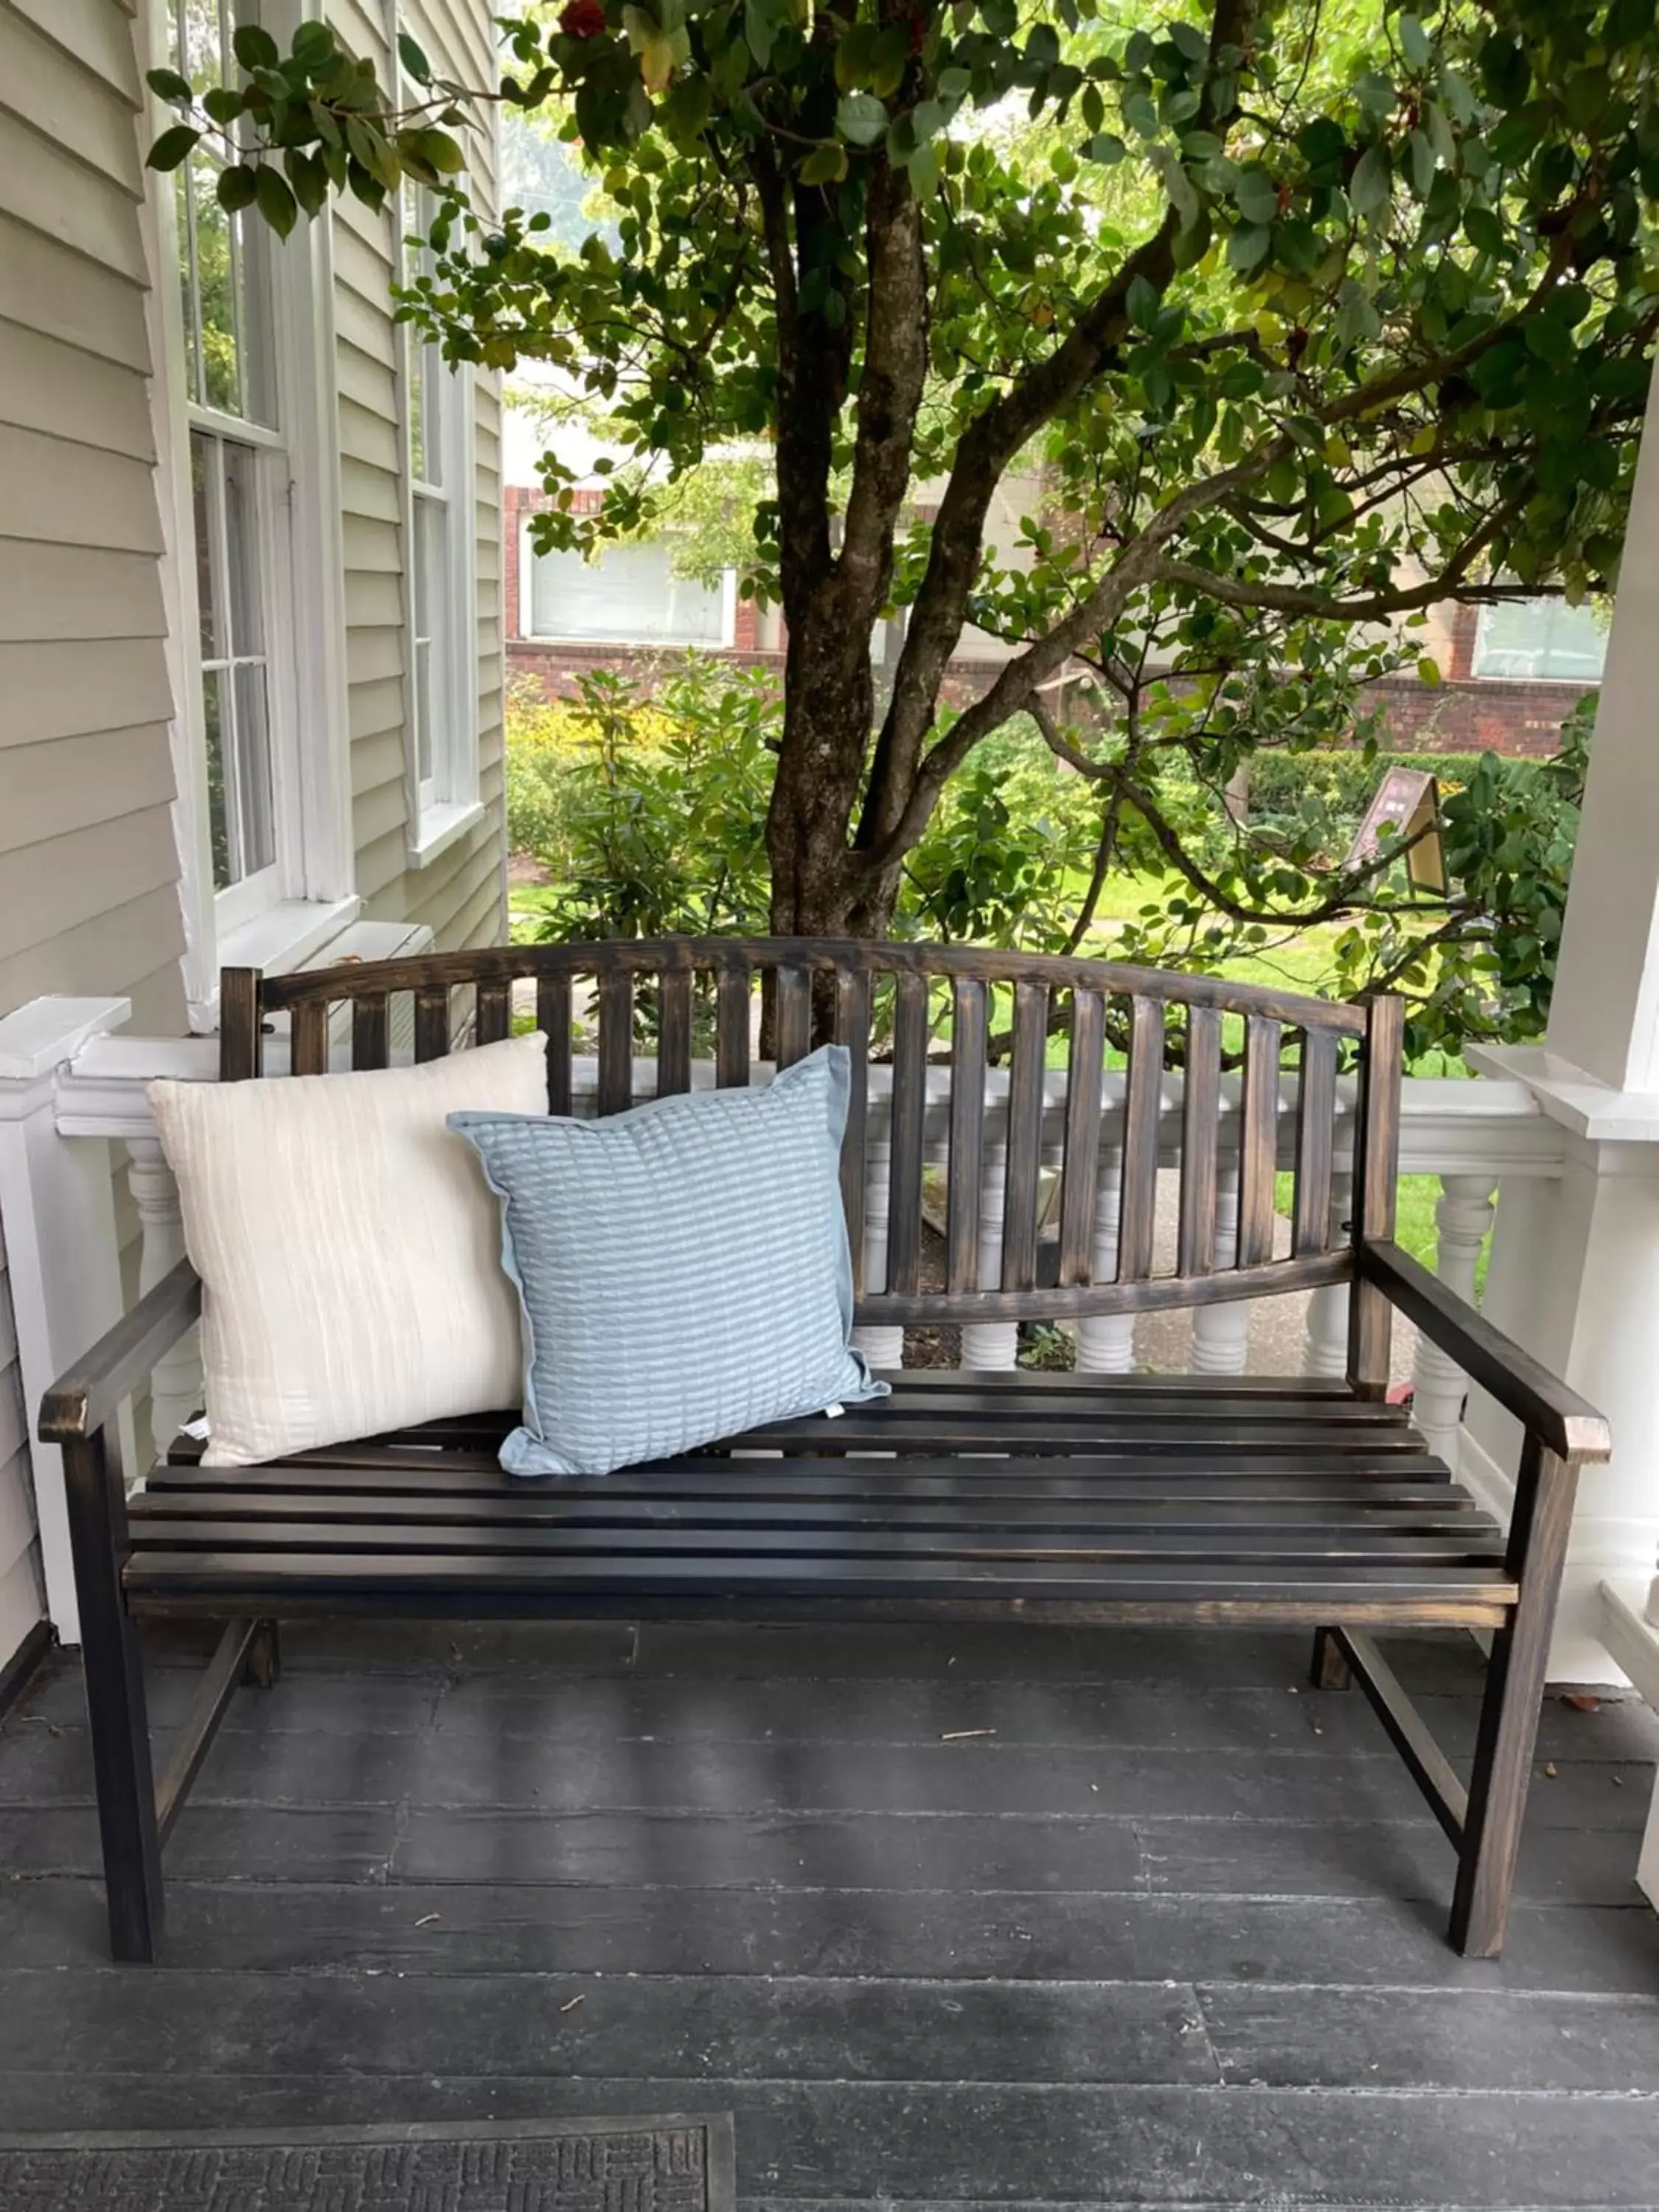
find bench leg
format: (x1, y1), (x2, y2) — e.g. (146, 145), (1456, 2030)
(1310, 1628), (1352, 1690)
(244, 1620), (281, 1688)
(61, 1430), (164, 1964)
(1449, 1439), (1579, 1959)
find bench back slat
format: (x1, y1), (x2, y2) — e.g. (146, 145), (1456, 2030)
(1116, 995), (1164, 1281)
(1178, 1005), (1222, 1277)
(1001, 980), (1048, 1293)
(1237, 1015), (1283, 1269)
(834, 967), (872, 1294)
(1293, 1027), (1340, 1256)
(1056, 988), (1105, 1290)
(224, 937), (1391, 1331)
(945, 975), (987, 1297)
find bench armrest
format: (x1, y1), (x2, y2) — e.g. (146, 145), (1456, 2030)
(1357, 1239), (1610, 1465)
(38, 1259), (202, 1446)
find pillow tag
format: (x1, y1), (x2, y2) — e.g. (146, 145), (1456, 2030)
(180, 1416), (211, 1441)
(824, 1403), (844, 1419)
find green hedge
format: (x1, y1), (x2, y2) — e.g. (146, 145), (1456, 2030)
(1245, 748), (1551, 822)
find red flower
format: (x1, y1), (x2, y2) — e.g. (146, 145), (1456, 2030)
(559, 0), (608, 39)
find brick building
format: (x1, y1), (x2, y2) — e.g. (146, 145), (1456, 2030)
(504, 483), (1604, 761)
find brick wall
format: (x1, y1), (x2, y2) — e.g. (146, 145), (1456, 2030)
(1360, 672), (1587, 758)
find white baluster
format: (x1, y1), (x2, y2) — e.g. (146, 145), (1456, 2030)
(1411, 1173), (1500, 1465)
(1191, 1162), (1250, 1374)
(1076, 1145), (1135, 1374)
(1302, 1170), (1354, 1378)
(126, 1136), (202, 1455)
(961, 1141), (1018, 1370)
(852, 1138), (906, 1371)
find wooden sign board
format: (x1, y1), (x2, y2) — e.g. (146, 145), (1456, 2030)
(1346, 766), (1446, 894)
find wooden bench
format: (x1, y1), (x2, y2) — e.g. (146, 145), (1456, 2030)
(39, 939), (1610, 1965)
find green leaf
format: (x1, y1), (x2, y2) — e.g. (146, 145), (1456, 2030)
(1087, 132), (1126, 164)
(146, 124), (200, 172)
(145, 66), (193, 105)
(216, 163), (258, 212)
(1233, 167), (1279, 226)
(744, 0), (774, 69)
(1125, 273), (1158, 331)
(285, 147), (328, 216)
(1349, 141), (1391, 218)
(835, 91), (887, 147)
(231, 21), (280, 71)
(203, 84), (244, 126)
(799, 140), (848, 185)
(397, 30), (432, 83)
(417, 128), (466, 175)
(293, 20), (335, 68)
(1478, 34), (1530, 108)
(1417, 655), (1441, 688)
(1464, 204), (1505, 255)
(254, 163), (298, 236)
(1226, 220), (1270, 272)
(1398, 13), (1432, 69)
(834, 23), (880, 90)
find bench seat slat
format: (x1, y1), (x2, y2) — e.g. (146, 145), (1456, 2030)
(131, 1492), (1497, 1535)
(125, 1549), (1517, 1605)
(144, 1458), (1458, 1498)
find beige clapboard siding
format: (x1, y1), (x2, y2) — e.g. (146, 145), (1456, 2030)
(0, 212), (148, 369)
(324, 0), (504, 954)
(0, 319), (156, 459)
(0, 543), (163, 643)
(0, 1551), (44, 1683)
(0, 639), (173, 748)
(0, 726), (175, 855)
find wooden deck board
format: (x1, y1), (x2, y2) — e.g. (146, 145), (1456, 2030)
(0, 1621), (1656, 2202)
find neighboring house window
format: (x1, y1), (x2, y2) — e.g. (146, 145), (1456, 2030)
(1472, 598), (1609, 683)
(524, 538), (734, 647)
(154, 0), (353, 1004)
(401, 175), (478, 845)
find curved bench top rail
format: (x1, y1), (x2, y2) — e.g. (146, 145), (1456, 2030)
(229, 936), (1396, 1331)
(251, 935), (1371, 1037)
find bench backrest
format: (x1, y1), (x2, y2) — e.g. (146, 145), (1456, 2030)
(222, 938), (1402, 1346)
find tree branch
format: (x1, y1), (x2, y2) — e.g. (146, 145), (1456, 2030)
(857, 0), (1263, 853)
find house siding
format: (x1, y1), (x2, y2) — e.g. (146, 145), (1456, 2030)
(0, 0), (506, 1668)
(0, 0), (187, 1666)
(327, 0), (506, 956)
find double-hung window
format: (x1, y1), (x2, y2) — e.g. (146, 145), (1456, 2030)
(173, 0), (286, 927)
(400, 170), (479, 852)
(156, 0), (353, 1007)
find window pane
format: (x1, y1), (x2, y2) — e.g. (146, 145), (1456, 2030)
(222, 439), (263, 656)
(529, 542), (726, 645)
(232, 661), (276, 877)
(189, 147), (240, 414)
(234, 185), (278, 427)
(414, 492), (441, 639)
(415, 636), (434, 786)
(189, 430), (222, 658)
(1474, 597), (1608, 682)
(203, 667), (232, 891)
(175, 167), (201, 405)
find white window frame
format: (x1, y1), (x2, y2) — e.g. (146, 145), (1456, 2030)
(142, 0), (356, 1024)
(517, 516), (738, 649)
(394, 77), (481, 866)
(1472, 596), (1610, 685)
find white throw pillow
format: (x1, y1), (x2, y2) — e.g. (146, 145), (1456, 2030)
(149, 1033), (549, 1466)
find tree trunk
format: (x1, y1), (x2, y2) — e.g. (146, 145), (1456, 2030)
(765, 608), (903, 941)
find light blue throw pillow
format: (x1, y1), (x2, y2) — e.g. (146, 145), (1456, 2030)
(450, 1043), (888, 1477)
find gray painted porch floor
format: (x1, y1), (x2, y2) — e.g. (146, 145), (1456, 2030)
(1, 1618), (1657, 2206)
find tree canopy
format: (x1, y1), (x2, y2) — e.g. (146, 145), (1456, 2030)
(144, 0), (1659, 1044)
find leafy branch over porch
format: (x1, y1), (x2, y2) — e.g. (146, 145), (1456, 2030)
(141, 0), (1659, 1012)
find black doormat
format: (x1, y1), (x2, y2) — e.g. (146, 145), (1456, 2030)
(0, 2115), (735, 2210)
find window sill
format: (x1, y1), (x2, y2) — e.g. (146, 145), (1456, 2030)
(189, 897), (364, 1029)
(408, 799), (488, 869)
